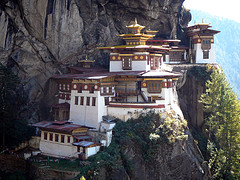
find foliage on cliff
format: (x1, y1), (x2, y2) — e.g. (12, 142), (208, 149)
(77, 111), (189, 179)
(200, 66), (240, 179)
(0, 63), (34, 148)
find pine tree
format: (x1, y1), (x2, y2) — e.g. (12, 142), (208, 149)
(200, 66), (240, 179)
(0, 63), (34, 149)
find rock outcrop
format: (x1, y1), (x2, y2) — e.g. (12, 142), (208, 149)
(0, 0), (190, 122)
(170, 65), (210, 128)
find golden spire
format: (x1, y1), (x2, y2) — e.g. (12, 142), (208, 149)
(202, 18), (205, 23)
(194, 20), (196, 24)
(134, 18), (137, 25)
(126, 18), (145, 34)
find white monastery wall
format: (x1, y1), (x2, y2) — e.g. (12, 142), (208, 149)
(70, 90), (100, 129)
(108, 105), (164, 121)
(70, 89), (111, 129)
(58, 99), (71, 104)
(110, 61), (122, 72)
(109, 61), (150, 72)
(40, 131), (77, 158)
(165, 55), (170, 63)
(40, 141), (78, 158)
(86, 146), (100, 157)
(195, 43), (216, 63)
(141, 87), (165, 101)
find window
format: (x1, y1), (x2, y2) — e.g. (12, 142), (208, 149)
(105, 97), (109, 105)
(203, 51), (209, 59)
(67, 136), (71, 143)
(147, 81), (162, 93)
(66, 94), (70, 100)
(201, 39), (211, 50)
(55, 134), (59, 142)
(44, 132), (48, 140)
(75, 96), (79, 105)
(78, 84), (82, 93)
(80, 96), (84, 105)
(61, 135), (65, 143)
(122, 57), (132, 70)
(103, 87), (107, 94)
(59, 84), (62, 90)
(89, 85), (94, 93)
(92, 97), (96, 106)
(109, 87), (112, 94)
(148, 97), (152, 102)
(86, 97), (90, 106)
(49, 133), (53, 141)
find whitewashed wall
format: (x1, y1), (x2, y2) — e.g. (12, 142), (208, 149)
(86, 146), (100, 157)
(195, 43), (216, 63)
(40, 131), (77, 158)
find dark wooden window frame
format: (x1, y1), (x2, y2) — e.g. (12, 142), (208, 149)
(105, 97), (109, 105)
(203, 50), (209, 59)
(55, 134), (59, 142)
(147, 81), (162, 93)
(67, 136), (71, 143)
(75, 96), (79, 105)
(86, 97), (90, 106)
(61, 135), (65, 143)
(80, 96), (84, 105)
(92, 97), (96, 106)
(49, 133), (53, 141)
(44, 132), (48, 140)
(122, 57), (132, 70)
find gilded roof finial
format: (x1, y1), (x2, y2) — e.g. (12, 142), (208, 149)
(134, 18), (137, 25)
(202, 18), (205, 23)
(194, 20), (196, 24)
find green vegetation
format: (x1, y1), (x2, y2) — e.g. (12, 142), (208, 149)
(0, 170), (26, 180)
(200, 66), (240, 179)
(77, 111), (188, 179)
(0, 63), (34, 149)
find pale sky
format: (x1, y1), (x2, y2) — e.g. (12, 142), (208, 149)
(183, 0), (240, 22)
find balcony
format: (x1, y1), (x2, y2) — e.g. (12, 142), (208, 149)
(115, 89), (140, 96)
(109, 101), (165, 109)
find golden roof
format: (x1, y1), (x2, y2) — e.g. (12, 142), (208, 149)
(78, 55), (95, 63)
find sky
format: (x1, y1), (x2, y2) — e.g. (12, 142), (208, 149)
(183, 0), (240, 23)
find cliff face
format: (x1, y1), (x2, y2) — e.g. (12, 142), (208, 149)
(0, 0), (190, 121)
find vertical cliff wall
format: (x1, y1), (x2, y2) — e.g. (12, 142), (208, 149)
(0, 0), (190, 122)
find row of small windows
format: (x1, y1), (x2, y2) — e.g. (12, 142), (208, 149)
(44, 132), (71, 144)
(101, 86), (113, 95)
(77, 85), (114, 95)
(75, 96), (110, 106)
(202, 39), (211, 44)
(147, 81), (162, 93)
(75, 96), (96, 106)
(59, 84), (70, 91)
(126, 41), (144, 45)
